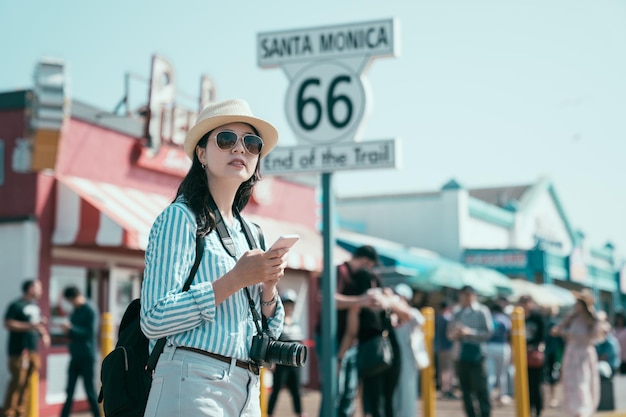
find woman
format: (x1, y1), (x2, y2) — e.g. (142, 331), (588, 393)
(267, 289), (305, 417)
(338, 270), (410, 417)
(140, 99), (288, 417)
(390, 283), (425, 417)
(551, 290), (601, 417)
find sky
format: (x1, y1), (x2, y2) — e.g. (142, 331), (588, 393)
(1, 0), (625, 261)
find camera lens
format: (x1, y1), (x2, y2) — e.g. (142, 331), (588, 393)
(267, 340), (308, 367)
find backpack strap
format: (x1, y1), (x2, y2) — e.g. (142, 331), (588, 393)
(146, 233), (204, 372)
(252, 222), (266, 251)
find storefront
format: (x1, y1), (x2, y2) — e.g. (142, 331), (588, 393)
(463, 246), (621, 315)
(0, 59), (343, 415)
(337, 177), (623, 313)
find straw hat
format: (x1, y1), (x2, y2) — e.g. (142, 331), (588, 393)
(183, 99), (278, 160)
(573, 289), (595, 314)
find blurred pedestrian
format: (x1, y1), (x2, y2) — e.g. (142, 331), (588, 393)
(435, 301), (456, 400)
(447, 285), (493, 417)
(316, 245), (383, 417)
(267, 289), (305, 417)
(550, 290), (601, 417)
(595, 311), (621, 376)
(518, 295), (546, 417)
(59, 286), (100, 417)
(485, 301), (511, 406)
(595, 311), (621, 412)
(2, 279), (50, 417)
(339, 270), (411, 417)
(544, 305), (565, 408)
(613, 312), (626, 374)
(391, 283), (425, 417)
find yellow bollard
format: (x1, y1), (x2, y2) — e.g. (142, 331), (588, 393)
(421, 307), (435, 417)
(511, 306), (530, 417)
(26, 369), (39, 417)
(100, 312), (115, 358)
(260, 367), (267, 417)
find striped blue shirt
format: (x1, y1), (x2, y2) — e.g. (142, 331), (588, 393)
(140, 200), (284, 361)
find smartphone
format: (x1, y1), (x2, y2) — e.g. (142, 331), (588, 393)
(267, 234), (300, 251)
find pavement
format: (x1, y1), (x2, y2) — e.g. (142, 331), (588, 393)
(71, 375), (626, 417)
(261, 376), (626, 417)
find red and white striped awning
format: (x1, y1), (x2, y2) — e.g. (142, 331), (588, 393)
(53, 176), (349, 272)
(53, 176), (172, 250)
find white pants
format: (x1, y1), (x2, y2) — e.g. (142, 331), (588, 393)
(144, 345), (261, 417)
(485, 342), (511, 397)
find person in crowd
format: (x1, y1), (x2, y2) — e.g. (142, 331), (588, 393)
(391, 283), (425, 417)
(485, 301), (511, 406)
(494, 296), (515, 399)
(267, 289), (305, 417)
(447, 285), (493, 417)
(550, 290), (601, 417)
(544, 305), (565, 408)
(612, 312), (626, 374)
(316, 245), (384, 417)
(59, 286), (100, 417)
(2, 280), (50, 417)
(339, 270), (411, 417)
(435, 301), (456, 400)
(140, 98), (288, 417)
(518, 295), (546, 417)
(595, 311), (621, 376)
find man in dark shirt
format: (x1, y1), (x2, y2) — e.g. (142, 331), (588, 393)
(519, 295), (546, 417)
(59, 286), (100, 417)
(317, 245), (382, 417)
(3, 280), (49, 417)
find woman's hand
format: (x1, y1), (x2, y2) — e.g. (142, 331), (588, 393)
(212, 247), (288, 306)
(230, 247), (289, 288)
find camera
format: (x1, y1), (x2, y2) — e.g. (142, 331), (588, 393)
(249, 331), (307, 367)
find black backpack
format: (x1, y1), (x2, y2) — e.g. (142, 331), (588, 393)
(98, 235), (204, 417)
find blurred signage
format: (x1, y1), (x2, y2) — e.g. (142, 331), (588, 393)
(568, 246), (588, 283)
(30, 59), (68, 171)
(31, 59), (67, 131)
(144, 55), (215, 155)
(464, 250), (528, 268)
(136, 145), (191, 176)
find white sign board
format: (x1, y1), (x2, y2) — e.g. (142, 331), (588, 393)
(262, 139), (400, 174)
(257, 19), (397, 67)
(258, 19), (399, 147)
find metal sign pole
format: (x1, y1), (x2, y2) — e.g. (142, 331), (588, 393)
(256, 19), (401, 417)
(321, 171), (337, 417)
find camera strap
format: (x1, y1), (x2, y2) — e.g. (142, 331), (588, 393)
(206, 194), (268, 334)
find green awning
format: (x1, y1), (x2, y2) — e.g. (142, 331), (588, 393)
(336, 230), (505, 297)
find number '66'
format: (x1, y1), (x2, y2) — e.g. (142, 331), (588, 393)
(297, 75), (353, 131)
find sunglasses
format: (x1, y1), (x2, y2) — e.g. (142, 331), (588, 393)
(214, 131), (263, 155)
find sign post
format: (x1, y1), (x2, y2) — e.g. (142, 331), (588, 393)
(257, 19), (400, 417)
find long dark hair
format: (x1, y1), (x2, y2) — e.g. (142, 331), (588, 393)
(175, 130), (261, 236)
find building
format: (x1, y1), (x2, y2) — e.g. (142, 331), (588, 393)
(337, 178), (623, 314)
